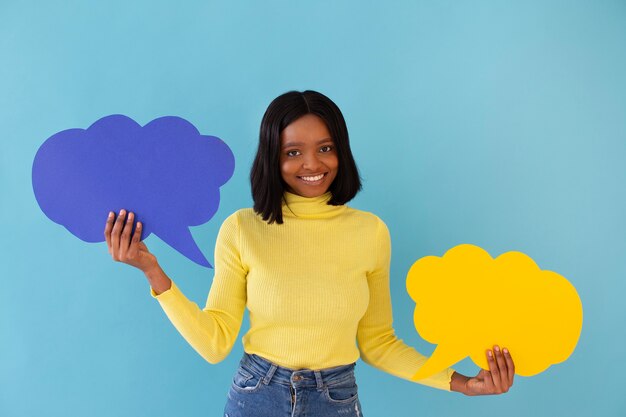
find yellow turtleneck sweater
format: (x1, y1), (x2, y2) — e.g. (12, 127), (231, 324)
(151, 191), (454, 390)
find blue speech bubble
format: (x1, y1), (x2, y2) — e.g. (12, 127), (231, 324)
(32, 114), (235, 268)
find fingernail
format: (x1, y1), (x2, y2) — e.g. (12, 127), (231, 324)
(120, 209), (125, 215)
(488, 350), (493, 357)
(503, 348), (509, 354)
(494, 346), (500, 352)
(108, 212), (113, 218)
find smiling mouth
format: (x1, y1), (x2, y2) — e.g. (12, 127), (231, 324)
(298, 173), (327, 183)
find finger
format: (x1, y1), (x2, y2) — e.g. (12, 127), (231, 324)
(478, 351), (496, 395)
(486, 348), (502, 393)
(120, 211), (135, 256)
(131, 221), (142, 246)
(104, 211), (115, 250)
(503, 347), (515, 387)
(110, 209), (127, 258)
(493, 345), (509, 392)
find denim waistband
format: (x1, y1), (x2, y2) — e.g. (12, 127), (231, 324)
(238, 352), (356, 389)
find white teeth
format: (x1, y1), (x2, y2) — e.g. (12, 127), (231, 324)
(300, 174), (324, 182)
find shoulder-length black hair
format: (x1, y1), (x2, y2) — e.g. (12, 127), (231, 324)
(250, 90), (362, 224)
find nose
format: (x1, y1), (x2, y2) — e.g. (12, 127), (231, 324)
(302, 152), (322, 171)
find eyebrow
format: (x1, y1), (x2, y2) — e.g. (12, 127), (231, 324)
(282, 138), (333, 148)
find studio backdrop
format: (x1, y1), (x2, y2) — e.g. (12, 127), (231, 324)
(1, 1), (625, 416)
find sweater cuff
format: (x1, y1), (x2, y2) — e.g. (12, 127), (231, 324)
(150, 280), (179, 301)
(445, 367), (456, 392)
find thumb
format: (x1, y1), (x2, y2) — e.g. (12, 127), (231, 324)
(137, 241), (150, 252)
(476, 369), (490, 380)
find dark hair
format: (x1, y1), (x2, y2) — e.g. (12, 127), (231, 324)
(250, 90), (362, 224)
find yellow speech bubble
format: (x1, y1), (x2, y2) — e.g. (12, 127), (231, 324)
(406, 244), (583, 380)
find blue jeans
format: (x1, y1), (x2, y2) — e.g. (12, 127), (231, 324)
(223, 353), (364, 417)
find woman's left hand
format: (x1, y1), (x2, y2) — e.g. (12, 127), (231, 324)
(450, 345), (515, 396)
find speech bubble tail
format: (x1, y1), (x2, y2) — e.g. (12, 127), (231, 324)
(154, 226), (212, 268)
(412, 345), (467, 381)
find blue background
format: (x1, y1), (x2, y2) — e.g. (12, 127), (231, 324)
(2, 1), (625, 416)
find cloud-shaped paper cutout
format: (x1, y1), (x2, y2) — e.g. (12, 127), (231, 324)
(406, 244), (583, 380)
(32, 115), (235, 268)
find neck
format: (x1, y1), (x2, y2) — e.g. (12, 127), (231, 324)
(282, 191), (347, 219)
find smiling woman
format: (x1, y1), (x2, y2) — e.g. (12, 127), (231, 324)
(250, 90), (362, 224)
(105, 90), (514, 417)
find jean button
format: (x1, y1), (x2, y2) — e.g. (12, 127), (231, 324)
(292, 375), (303, 381)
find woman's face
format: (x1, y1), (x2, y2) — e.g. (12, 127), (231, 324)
(279, 114), (339, 198)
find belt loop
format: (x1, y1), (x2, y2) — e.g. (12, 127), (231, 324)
(263, 364), (277, 385)
(314, 370), (324, 389)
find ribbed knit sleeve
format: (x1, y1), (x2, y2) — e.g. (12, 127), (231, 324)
(356, 218), (455, 391)
(150, 212), (248, 364)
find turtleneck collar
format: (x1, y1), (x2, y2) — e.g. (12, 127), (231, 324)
(282, 191), (347, 219)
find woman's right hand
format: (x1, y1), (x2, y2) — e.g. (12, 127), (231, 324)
(104, 209), (157, 273)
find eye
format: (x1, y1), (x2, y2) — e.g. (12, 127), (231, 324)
(320, 145), (333, 153)
(286, 150), (300, 157)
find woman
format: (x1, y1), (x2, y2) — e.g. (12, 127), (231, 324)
(104, 90), (514, 416)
